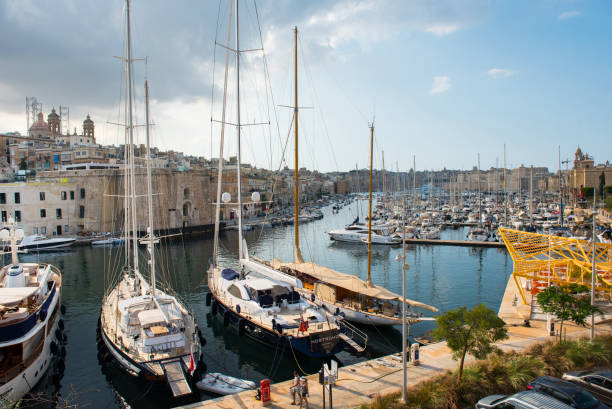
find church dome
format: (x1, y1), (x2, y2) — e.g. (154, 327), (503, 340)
(47, 108), (59, 120)
(83, 114), (93, 125)
(30, 112), (48, 130)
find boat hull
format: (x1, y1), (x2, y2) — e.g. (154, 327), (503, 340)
(0, 287), (62, 404)
(210, 292), (344, 358)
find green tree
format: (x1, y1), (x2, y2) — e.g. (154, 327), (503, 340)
(537, 284), (602, 339)
(433, 303), (508, 380)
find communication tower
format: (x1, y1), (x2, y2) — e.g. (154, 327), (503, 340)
(25, 97), (42, 136)
(59, 106), (69, 135)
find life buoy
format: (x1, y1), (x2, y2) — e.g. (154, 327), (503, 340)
(223, 310), (230, 327)
(206, 292), (212, 307)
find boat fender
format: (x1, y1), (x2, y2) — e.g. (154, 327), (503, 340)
(334, 308), (340, 316)
(50, 341), (58, 355)
(277, 325), (283, 334)
(205, 292), (212, 307)
(61, 346), (66, 357)
(62, 333), (67, 343)
(236, 304), (241, 314)
(56, 360), (65, 373)
(58, 319), (64, 330)
(55, 329), (62, 340)
(60, 304), (66, 315)
(211, 300), (218, 316)
(311, 293), (315, 302)
(223, 310), (230, 327)
(39, 309), (47, 322)
(238, 319), (246, 336)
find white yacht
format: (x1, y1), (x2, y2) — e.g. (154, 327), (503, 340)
(467, 227), (489, 242)
(420, 226), (441, 240)
(18, 235), (75, 252)
(0, 221), (63, 403)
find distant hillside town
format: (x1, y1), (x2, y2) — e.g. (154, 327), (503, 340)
(0, 104), (610, 237)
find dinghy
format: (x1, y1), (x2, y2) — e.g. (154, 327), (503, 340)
(196, 372), (257, 395)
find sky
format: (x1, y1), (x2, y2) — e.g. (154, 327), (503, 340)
(0, 0), (610, 173)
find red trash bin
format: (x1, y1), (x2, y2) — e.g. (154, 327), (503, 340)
(260, 379), (271, 406)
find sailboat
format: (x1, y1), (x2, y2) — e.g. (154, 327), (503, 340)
(0, 219), (64, 403)
(98, 0), (201, 398)
(259, 29), (437, 326)
(206, 8), (343, 359)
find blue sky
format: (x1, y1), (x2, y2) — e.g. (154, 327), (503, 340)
(0, 0), (610, 172)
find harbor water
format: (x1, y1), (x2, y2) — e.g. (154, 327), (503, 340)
(17, 202), (511, 408)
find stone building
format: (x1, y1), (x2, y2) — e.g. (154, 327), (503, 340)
(568, 147), (612, 196)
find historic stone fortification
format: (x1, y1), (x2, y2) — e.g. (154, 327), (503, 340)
(0, 168), (214, 236)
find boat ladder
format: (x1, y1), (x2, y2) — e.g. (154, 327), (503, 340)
(161, 359), (192, 398)
(337, 319), (368, 353)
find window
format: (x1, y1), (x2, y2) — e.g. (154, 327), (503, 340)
(64, 225), (69, 233)
(14, 211), (21, 222)
(70, 191), (75, 200)
(61, 191), (67, 200)
(14, 192), (20, 204)
(80, 189), (85, 199)
(82, 151), (86, 156)
(40, 209), (46, 218)
(33, 227), (38, 235)
(75, 152), (80, 156)
(39, 192), (45, 201)
(0, 193), (5, 204)
(79, 205), (84, 219)
(1, 211), (6, 222)
(56, 209), (62, 219)
(41, 227), (46, 234)
(228, 284), (242, 299)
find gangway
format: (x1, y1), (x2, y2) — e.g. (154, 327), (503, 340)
(337, 319), (368, 353)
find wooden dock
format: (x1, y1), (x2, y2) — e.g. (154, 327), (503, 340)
(402, 238), (505, 248)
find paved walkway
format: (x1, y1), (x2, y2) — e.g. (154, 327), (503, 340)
(178, 275), (612, 409)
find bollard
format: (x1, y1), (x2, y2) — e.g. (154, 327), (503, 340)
(260, 379), (271, 406)
(410, 343), (420, 366)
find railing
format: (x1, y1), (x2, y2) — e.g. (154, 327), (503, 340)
(337, 318), (368, 352)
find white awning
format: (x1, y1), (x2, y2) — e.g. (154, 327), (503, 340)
(0, 287), (38, 305)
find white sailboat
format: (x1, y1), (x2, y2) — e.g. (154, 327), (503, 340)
(206, 10), (344, 358)
(0, 219), (64, 403)
(98, 0), (201, 398)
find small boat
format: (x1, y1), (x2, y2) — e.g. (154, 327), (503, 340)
(18, 234), (75, 251)
(196, 372), (256, 395)
(91, 237), (125, 246)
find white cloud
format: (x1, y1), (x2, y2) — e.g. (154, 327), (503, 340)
(487, 68), (516, 78)
(425, 24), (462, 36)
(557, 10), (581, 20)
(430, 76), (451, 94)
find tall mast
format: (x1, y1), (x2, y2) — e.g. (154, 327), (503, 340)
(478, 153), (481, 226)
(366, 123), (374, 286)
(212, 0), (234, 266)
(144, 79), (156, 296)
(529, 165), (533, 228)
(504, 144), (507, 225)
(126, 0), (139, 274)
(293, 26), (303, 263)
(235, 0), (244, 260)
(559, 145), (563, 228)
(413, 155), (416, 207)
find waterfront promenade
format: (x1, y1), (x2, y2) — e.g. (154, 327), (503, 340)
(178, 275), (612, 409)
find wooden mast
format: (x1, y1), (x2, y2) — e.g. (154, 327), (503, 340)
(293, 26), (303, 263)
(366, 122), (374, 286)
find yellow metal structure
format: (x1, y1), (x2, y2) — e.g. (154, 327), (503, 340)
(499, 228), (612, 305)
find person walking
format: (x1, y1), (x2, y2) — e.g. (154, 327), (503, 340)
(299, 376), (309, 409)
(289, 371), (300, 405)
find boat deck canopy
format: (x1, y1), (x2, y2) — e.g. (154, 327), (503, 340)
(0, 287), (38, 305)
(271, 260), (438, 312)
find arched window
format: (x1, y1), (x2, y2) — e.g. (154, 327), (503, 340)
(184, 188), (190, 198)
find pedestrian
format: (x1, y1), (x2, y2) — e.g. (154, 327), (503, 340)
(289, 371), (300, 404)
(299, 376), (309, 409)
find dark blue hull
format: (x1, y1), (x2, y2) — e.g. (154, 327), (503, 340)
(210, 293), (344, 358)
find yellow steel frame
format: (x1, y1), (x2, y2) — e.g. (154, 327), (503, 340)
(499, 228), (612, 305)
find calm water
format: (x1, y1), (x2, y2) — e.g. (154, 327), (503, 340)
(17, 203), (511, 408)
